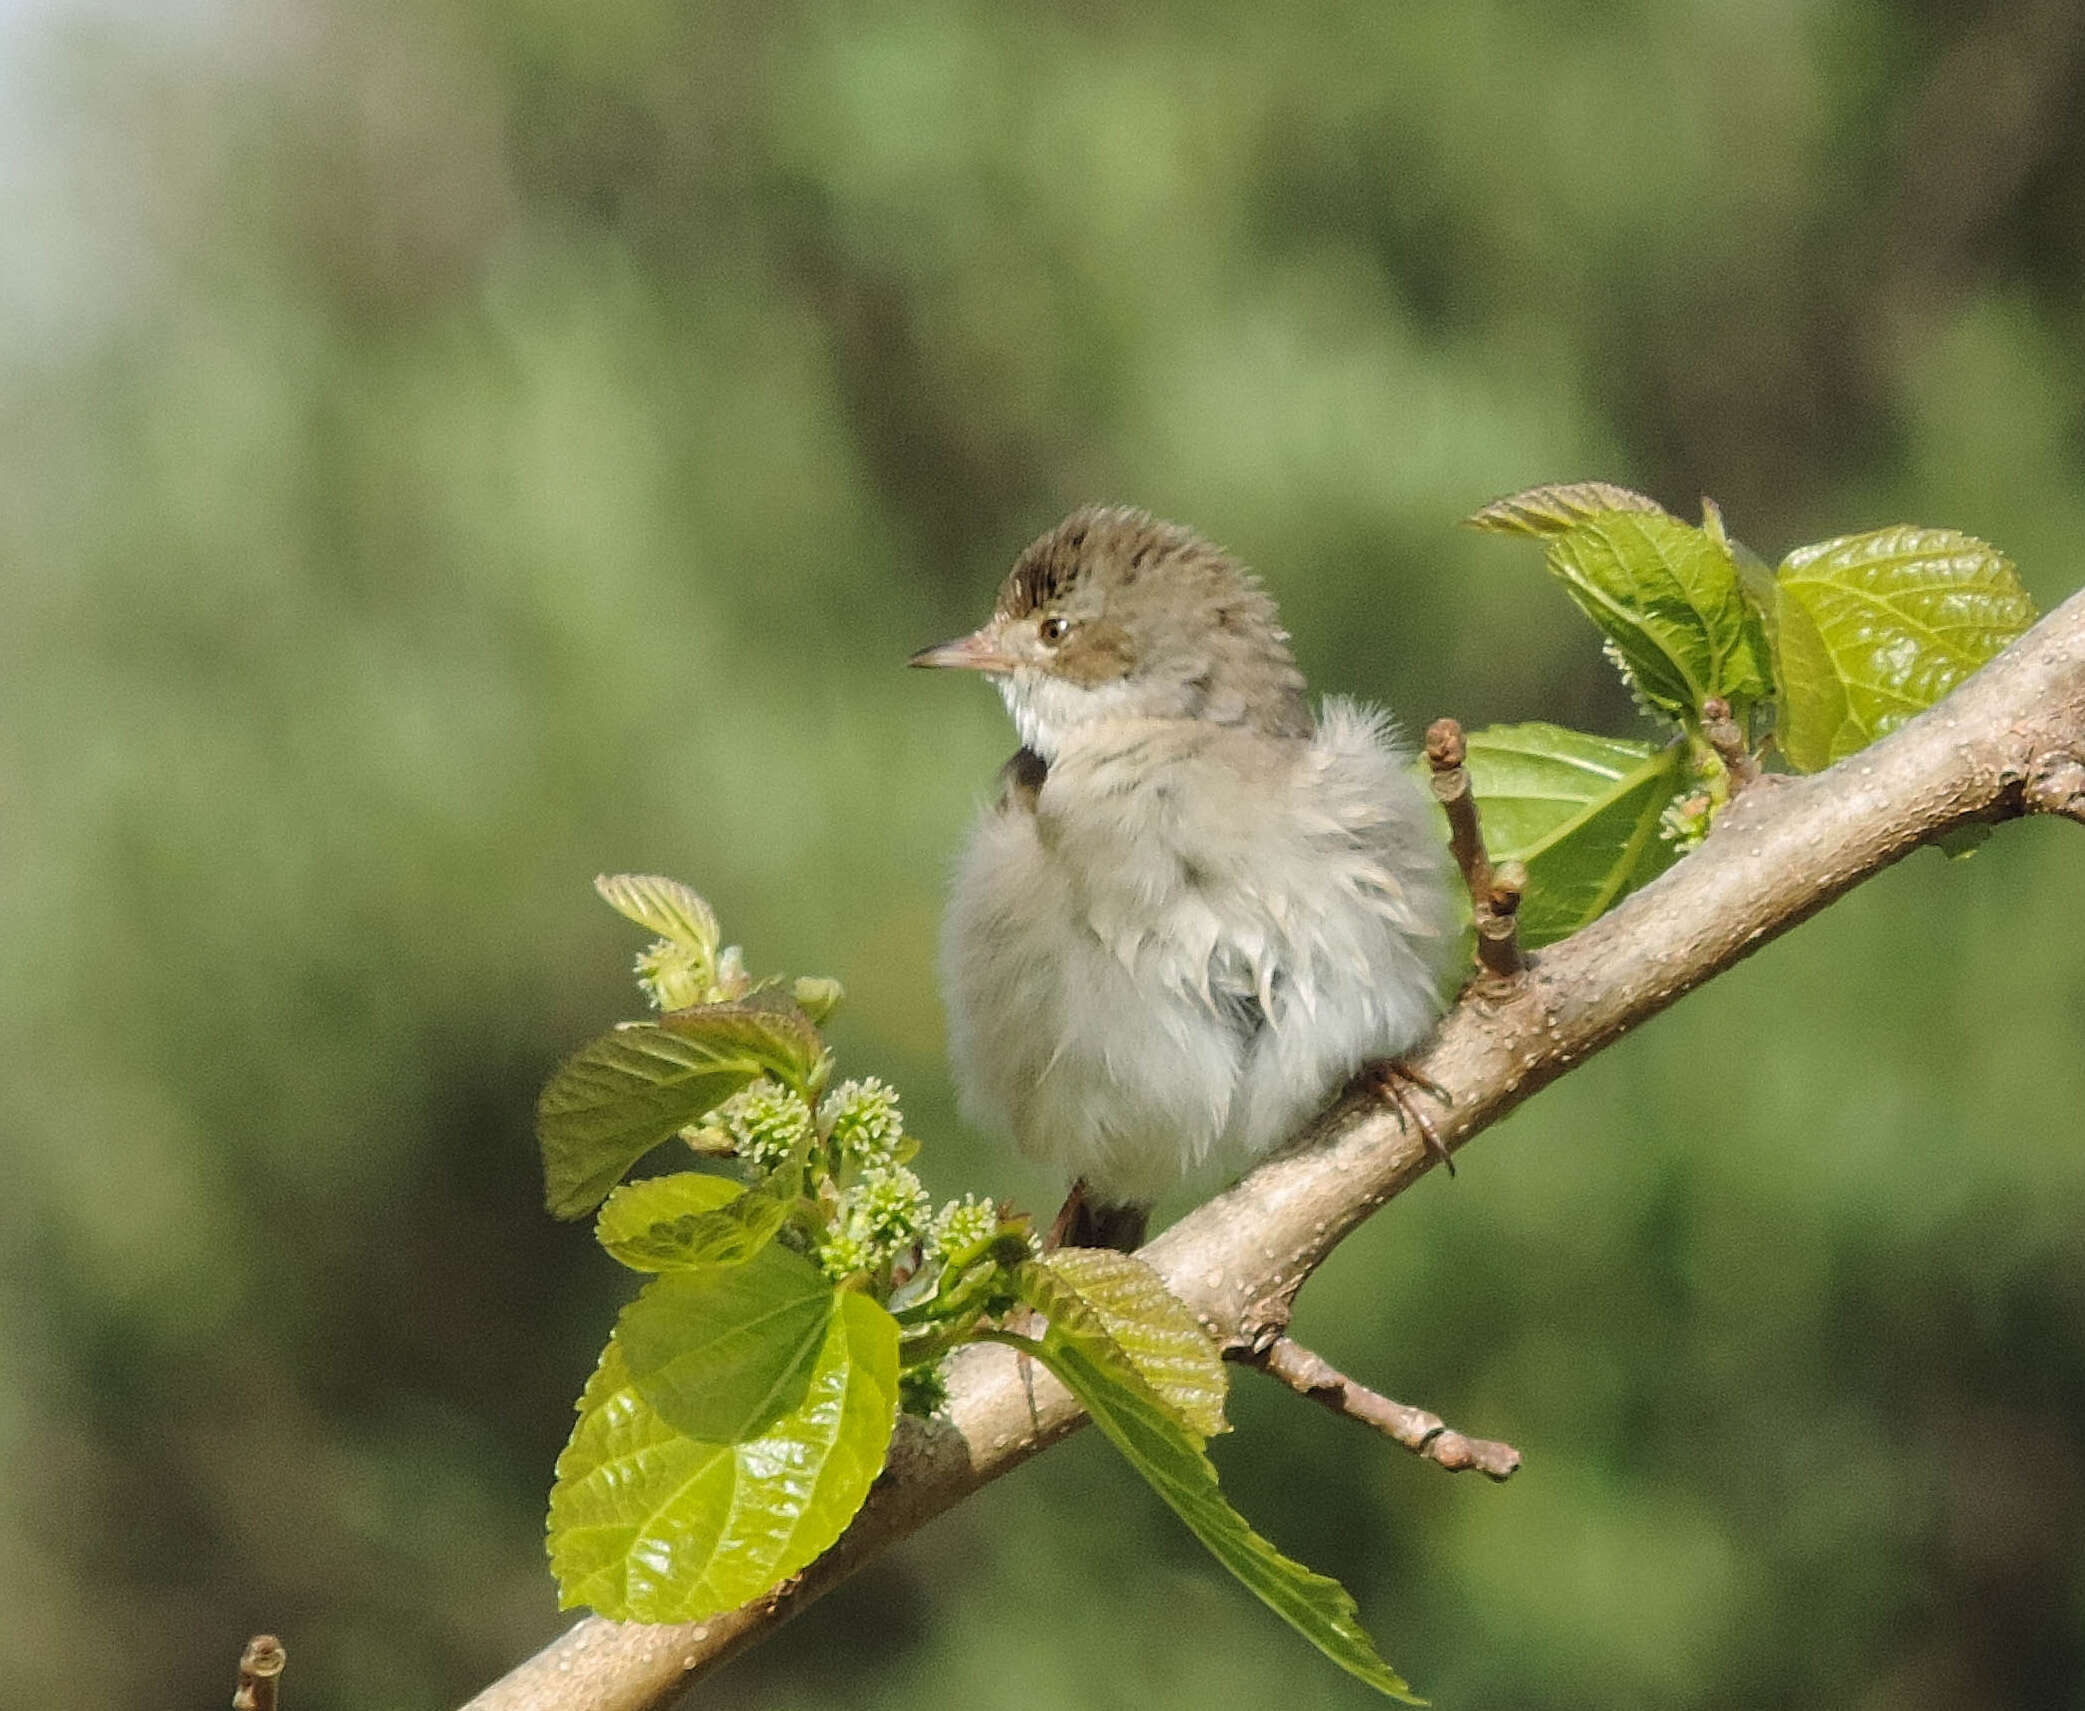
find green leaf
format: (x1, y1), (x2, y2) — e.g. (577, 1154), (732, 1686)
(1702, 497), (1779, 646)
(1542, 511), (1773, 723)
(539, 993), (830, 1219)
(1465, 481), (1669, 536)
(617, 1240), (836, 1442)
(1772, 526), (2037, 772)
(1004, 1264), (1419, 1703)
(594, 873), (721, 953)
(595, 1172), (791, 1271)
(661, 992), (829, 1096)
(1458, 723), (1687, 947)
(1038, 1249), (1229, 1439)
(548, 1292), (900, 1622)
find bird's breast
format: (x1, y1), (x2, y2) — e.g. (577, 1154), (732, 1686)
(1034, 732), (1315, 1023)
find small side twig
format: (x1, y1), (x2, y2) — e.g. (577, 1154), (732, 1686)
(1700, 697), (1762, 791)
(1425, 718), (1525, 981)
(233, 1636), (285, 1711)
(1234, 1335), (1521, 1481)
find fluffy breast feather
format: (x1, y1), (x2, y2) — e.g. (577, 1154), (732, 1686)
(939, 698), (1460, 1202)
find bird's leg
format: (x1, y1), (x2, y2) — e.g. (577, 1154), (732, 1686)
(1046, 1180), (1151, 1251)
(1364, 1060), (1456, 1176)
(1044, 1180), (1089, 1250)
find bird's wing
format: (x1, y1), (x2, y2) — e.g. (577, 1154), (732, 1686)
(993, 746), (1048, 814)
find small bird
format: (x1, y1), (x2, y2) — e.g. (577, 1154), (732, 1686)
(913, 506), (1463, 1250)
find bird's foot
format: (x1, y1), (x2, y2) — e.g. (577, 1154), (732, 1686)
(1046, 1180), (1150, 1251)
(1364, 1060), (1456, 1176)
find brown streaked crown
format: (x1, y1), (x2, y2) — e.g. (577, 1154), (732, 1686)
(997, 507), (1203, 619)
(995, 506), (1312, 738)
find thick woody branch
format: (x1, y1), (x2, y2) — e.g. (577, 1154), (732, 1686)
(461, 589), (2085, 1711)
(1235, 1334), (1521, 1481)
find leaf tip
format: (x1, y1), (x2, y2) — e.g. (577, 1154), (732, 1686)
(1463, 481), (1669, 537)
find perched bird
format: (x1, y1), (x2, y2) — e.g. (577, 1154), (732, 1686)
(913, 506), (1463, 1250)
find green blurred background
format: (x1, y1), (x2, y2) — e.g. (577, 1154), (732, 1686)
(4, 1), (2084, 1705)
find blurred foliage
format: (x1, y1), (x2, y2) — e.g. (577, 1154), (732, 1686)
(2, 1), (2084, 1707)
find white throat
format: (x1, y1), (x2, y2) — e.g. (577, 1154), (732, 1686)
(996, 669), (1146, 761)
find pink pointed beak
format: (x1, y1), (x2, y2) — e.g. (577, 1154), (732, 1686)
(908, 627), (1019, 673)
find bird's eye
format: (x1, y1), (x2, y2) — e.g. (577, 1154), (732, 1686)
(1039, 616), (1071, 645)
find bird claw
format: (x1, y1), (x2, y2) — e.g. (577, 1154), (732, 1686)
(1365, 1061), (1456, 1176)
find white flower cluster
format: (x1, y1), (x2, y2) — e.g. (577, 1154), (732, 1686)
(819, 1077), (905, 1169)
(926, 1194), (1000, 1261)
(816, 1162), (933, 1282)
(633, 938), (707, 1011)
(709, 1079), (815, 1174)
(632, 937), (749, 1011)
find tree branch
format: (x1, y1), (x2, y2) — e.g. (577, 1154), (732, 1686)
(233, 1636), (285, 1711)
(461, 589), (2085, 1711)
(1424, 717), (1526, 982)
(1235, 1334), (1521, 1480)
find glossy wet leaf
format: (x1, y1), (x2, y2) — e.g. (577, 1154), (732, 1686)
(1006, 1263), (1419, 1703)
(1772, 526), (2037, 772)
(595, 1171), (791, 1271)
(617, 1240), (836, 1442)
(1458, 723), (1686, 947)
(547, 1292), (900, 1622)
(1038, 1248), (1229, 1438)
(1542, 510), (1772, 723)
(539, 993), (830, 1218)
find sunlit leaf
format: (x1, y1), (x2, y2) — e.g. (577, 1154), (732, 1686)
(593, 873), (721, 953)
(1772, 526), (2037, 772)
(1005, 1264), (1419, 1703)
(617, 1240), (836, 1442)
(1542, 510), (1772, 723)
(1464, 481), (1669, 536)
(660, 993), (829, 1095)
(1457, 723), (1686, 947)
(1038, 1248), (1228, 1438)
(595, 1171), (791, 1271)
(539, 993), (830, 1219)
(547, 1293), (899, 1622)
(1702, 496), (1779, 645)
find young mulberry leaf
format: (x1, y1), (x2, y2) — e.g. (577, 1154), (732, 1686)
(548, 1294), (899, 1623)
(1772, 526), (2036, 772)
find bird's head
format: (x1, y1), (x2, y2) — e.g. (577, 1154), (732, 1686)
(910, 506), (1311, 761)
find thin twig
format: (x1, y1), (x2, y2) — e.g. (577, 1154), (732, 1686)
(1425, 718), (1525, 981)
(459, 589), (2085, 1711)
(1700, 697), (1762, 791)
(233, 1636), (285, 1711)
(1235, 1335), (1520, 1480)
